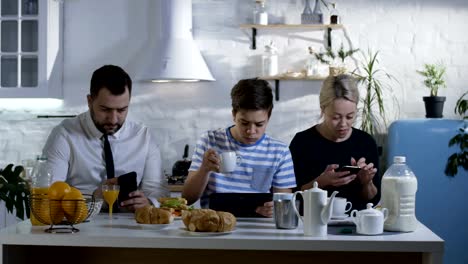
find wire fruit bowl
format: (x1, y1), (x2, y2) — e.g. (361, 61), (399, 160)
(29, 193), (97, 233)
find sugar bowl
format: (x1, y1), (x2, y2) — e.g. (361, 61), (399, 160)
(350, 203), (388, 235)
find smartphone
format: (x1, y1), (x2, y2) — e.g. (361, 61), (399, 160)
(337, 165), (361, 175)
(117, 171), (138, 202)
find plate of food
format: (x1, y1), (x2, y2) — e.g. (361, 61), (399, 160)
(138, 223), (172, 230)
(135, 205), (174, 224)
(158, 197), (191, 217)
(182, 228), (234, 236)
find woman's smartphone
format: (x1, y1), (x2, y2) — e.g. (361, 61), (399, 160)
(337, 165), (361, 175)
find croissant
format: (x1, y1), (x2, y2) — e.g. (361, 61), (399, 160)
(181, 209), (236, 232)
(135, 205), (174, 224)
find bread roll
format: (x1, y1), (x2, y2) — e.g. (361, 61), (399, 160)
(135, 205), (174, 224)
(181, 209), (236, 232)
(216, 211), (237, 232)
(135, 205), (152, 224)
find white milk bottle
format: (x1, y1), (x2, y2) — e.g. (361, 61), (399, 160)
(381, 156), (418, 232)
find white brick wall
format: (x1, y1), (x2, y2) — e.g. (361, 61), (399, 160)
(1, 0), (467, 181)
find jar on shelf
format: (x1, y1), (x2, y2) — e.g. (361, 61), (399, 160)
(312, 0), (324, 24)
(305, 47), (320, 77)
(253, 0), (268, 25)
(262, 41), (278, 77)
(330, 3), (340, 24)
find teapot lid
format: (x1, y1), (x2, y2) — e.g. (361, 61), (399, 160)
(358, 203), (383, 216)
(307, 181), (325, 193)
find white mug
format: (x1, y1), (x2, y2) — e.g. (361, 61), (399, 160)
(330, 197), (352, 217)
(220, 151), (242, 173)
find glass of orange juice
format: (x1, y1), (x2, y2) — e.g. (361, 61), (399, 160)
(102, 184), (120, 220)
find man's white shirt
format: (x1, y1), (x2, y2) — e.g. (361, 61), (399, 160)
(42, 111), (169, 205)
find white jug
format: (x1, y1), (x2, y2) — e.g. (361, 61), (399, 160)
(350, 203), (388, 235)
(292, 182), (338, 237)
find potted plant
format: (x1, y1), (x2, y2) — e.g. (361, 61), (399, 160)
(314, 44), (359, 76)
(351, 50), (397, 137)
(417, 63), (447, 118)
(445, 91), (468, 176)
(0, 164), (30, 220)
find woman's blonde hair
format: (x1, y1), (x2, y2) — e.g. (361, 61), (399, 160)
(319, 74), (359, 110)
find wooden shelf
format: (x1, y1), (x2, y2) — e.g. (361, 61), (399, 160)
(168, 184), (184, 192)
(260, 76), (326, 81)
(259, 76), (327, 101)
(240, 24), (343, 29)
(240, 24), (343, 49)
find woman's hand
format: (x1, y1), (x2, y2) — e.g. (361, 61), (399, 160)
(315, 164), (357, 188)
(351, 157), (378, 185)
(256, 201), (274, 218)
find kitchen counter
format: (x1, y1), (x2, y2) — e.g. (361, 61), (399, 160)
(168, 184), (184, 192)
(0, 214), (443, 264)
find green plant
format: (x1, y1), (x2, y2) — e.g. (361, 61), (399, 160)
(0, 164), (30, 220)
(417, 63), (447, 97)
(313, 44), (359, 65)
(351, 50), (397, 138)
(445, 91), (468, 177)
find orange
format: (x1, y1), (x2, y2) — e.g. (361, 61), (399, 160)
(48, 181), (72, 200)
(49, 200), (65, 224)
(62, 187), (88, 223)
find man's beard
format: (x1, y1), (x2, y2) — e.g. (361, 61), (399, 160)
(90, 108), (122, 135)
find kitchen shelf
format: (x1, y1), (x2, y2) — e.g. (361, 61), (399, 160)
(240, 24), (343, 49)
(259, 76), (327, 101)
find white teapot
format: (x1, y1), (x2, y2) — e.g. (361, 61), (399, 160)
(292, 181), (338, 237)
(350, 203), (388, 235)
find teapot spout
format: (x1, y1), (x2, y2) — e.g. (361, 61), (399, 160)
(321, 191), (339, 224)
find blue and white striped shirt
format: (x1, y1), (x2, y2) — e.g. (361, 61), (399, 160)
(189, 126), (296, 207)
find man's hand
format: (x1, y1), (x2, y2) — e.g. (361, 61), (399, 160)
(120, 190), (150, 212)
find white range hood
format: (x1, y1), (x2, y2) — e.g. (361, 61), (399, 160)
(143, 0), (215, 82)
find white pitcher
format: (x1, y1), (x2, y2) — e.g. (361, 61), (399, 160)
(292, 182), (338, 237)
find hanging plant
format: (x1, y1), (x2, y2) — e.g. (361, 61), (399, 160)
(445, 91), (468, 177)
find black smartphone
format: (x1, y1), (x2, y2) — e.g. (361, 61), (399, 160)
(337, 165), (361, 175)
(117, 171), (138, 202)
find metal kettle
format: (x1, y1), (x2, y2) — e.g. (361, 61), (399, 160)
(171, 144), (192, 178)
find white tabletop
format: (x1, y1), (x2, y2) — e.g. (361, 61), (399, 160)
(0, 213), (443, 254)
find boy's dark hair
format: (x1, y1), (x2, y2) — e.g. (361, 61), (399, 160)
(90, 65), (132, 98)
(231, 78), (274, 117)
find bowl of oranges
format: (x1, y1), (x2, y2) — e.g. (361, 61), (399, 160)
(29, 181), (98, 233)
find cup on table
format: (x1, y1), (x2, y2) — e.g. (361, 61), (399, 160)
(273, 193), (299, 229)
(330, 197), (352, 218)
(219, 151), (242, 173)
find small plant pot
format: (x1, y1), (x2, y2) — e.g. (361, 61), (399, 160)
(423, 96), (446, 118)
(329, 66), (347, 76)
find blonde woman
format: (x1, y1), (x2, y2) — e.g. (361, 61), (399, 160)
(289, 74), (380, 211)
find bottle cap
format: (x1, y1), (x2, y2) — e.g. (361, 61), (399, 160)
(393, 156), (406, 163)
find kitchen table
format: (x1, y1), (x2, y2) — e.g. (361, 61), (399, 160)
(0, 213), (443, 264)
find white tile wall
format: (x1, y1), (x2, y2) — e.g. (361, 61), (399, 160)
(1, 0), (467, 225)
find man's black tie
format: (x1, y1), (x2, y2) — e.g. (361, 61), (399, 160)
(103, 134), (115, 179)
